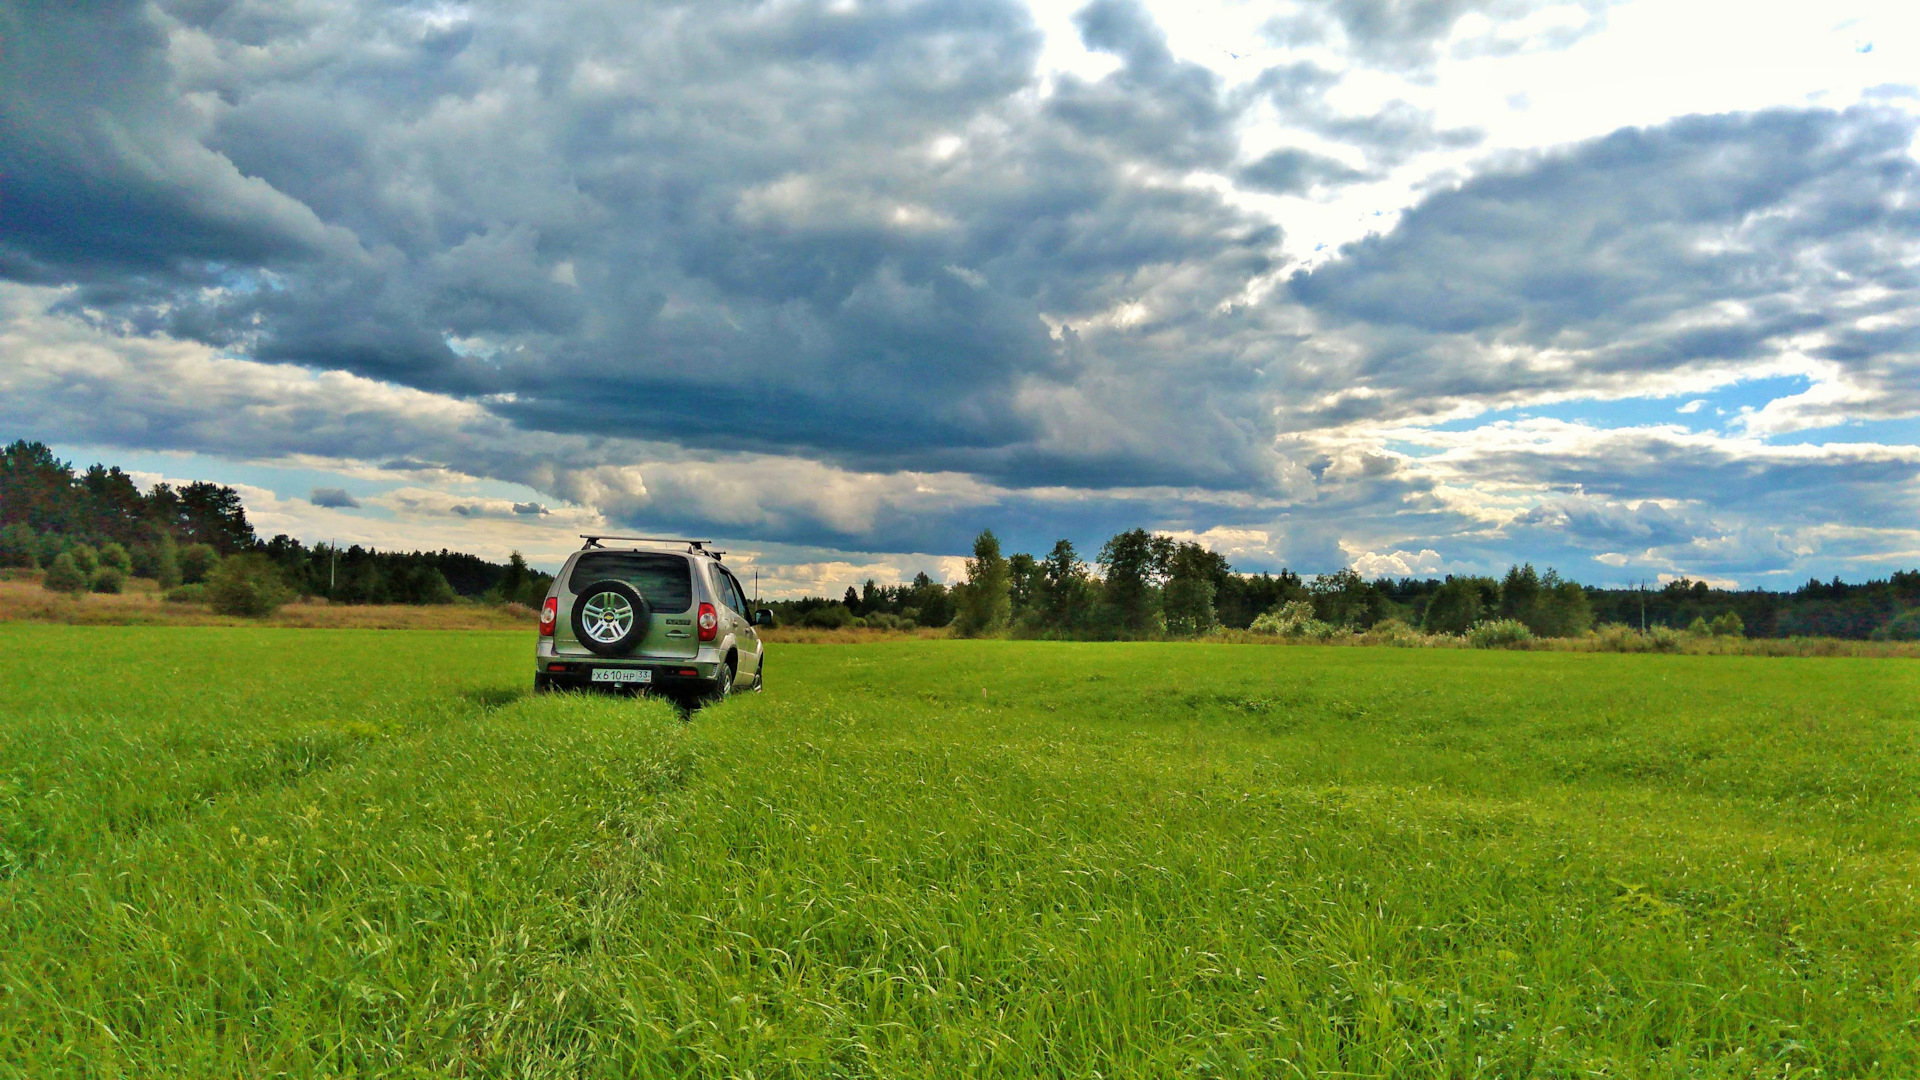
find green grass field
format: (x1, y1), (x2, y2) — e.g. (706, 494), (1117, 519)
(2, 626), (1917, 1077)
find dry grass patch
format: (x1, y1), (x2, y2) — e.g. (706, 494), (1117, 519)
(0, 575), (533, 631)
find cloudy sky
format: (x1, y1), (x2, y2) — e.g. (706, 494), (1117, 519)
(3, 0), (1917, 594)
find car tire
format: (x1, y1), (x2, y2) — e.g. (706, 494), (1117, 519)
(709, 658), (733, 702)
(570, 579), (651, 657)
(750, 652), (764, 692)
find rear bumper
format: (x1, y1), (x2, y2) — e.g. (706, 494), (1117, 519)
(535, 659), (723, 695)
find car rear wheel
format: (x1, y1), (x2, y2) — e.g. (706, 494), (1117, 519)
(708, 659), (733, 702)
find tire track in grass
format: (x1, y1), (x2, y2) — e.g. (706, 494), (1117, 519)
(0, 627), (518, 881)
(0, 689), (698, 1074)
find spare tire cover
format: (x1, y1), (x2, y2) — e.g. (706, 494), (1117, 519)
(570, 578), (652, 656)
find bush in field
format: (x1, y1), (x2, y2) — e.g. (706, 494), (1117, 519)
(864, 612), (916, 631)
(89, 566), (126, 594)
(97, 542), (133, 574)
(165, 584), (209, 604)
(1359, 618), (1428, 647)
(1250, 600), (1338, 640)
(178, 544), (219, 585)
(206, 553), (294, 617)
(1467, 618), (1533, 649)
(1687, 616), (1711, 636)
(42, 552), (89, 595)
(67, 544), (100, 575)
(799, 604), (855, 630)
(1588, 624), (1644, 652)
(1711, 612), (1745, 638)
(1590, 623), (1687, 653)
(0, 524), (39, 569)
(152, 532), (182, 588)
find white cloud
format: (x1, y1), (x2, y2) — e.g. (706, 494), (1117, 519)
(1348, 548), (1444, 577)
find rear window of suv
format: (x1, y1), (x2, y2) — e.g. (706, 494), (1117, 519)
(568, 553), (693, 611)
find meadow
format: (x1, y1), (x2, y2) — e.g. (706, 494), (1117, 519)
(1, 626), (1917, 1077)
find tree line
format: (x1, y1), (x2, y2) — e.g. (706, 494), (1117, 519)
(9, 439), (1918, 638)
(788, 528), (1920, 642)
(0, 441), (551, 606)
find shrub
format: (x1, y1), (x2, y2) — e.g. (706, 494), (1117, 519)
(1588, 623), (1646, 652)
(97, 541), (133, 574)
(42, 553), (89, 595)
(799, 605), (855, 630)
(1647, 624), (1686, 653)
(178, 544), (219, 585)
(166, 584), (210, 604)
(1359, 618), (1427, 647)
(1588, 623), (1686, 653)
(1467, 619), (1533, 649)
(68, 544), (100, 575)
(863, 612), (917, 631)
(1710, 612), (1745, 638)
(152, 532), (181, 589)
(1686, 616), (1711, 637)
(1250, 600), (1338, 640)
(89, 566), (126, 594)
(0, 524), (38, 569)
(206, 553), (294, 617)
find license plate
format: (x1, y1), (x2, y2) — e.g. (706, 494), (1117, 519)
(590, 668), (652, 684)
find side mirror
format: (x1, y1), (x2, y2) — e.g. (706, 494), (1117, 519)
(753, 609), (775, 628)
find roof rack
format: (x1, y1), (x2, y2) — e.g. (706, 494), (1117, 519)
(578, 534), (722, 557)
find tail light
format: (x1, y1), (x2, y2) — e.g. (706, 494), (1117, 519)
(697, 602), (718, 641)
(539, 596), (558, 637)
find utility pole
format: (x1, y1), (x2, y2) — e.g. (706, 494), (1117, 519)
(1639, 579), (1647, 633)
(328, 541), (336, 596)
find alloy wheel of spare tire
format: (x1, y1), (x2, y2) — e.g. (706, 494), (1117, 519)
(570, 579), (651, 657)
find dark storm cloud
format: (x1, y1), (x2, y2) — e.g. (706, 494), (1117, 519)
(0, 0), (346, 283)
(1263, 0), (1614, 70)
(1285, 106), (1920, 427)
(1046, 0), (1237, 169)
(3, 0), (1305, 490)
(309, 487), (360, 509)
(1236, 149), (1367, 195)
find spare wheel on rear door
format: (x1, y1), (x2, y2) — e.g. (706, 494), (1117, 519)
(571, 578), (651, 656)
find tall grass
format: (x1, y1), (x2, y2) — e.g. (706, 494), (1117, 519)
(2, 629), (1918, 1075)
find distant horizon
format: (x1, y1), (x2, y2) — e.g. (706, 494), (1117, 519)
(20, 437), (1917, 602)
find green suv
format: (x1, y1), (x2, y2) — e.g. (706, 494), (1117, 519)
(534, 536), (771, 702)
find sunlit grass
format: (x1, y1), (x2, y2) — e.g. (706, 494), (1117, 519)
(2, 629), (1917, 1076)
